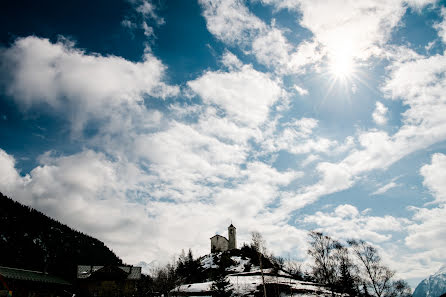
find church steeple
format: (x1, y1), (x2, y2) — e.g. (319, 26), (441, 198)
(228, 223), (236, 250)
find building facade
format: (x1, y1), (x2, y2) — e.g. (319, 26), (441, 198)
(210, 224), (237, 253)
(77, 265), (141, 297)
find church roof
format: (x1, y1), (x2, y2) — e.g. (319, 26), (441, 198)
(210, 234), (227, 240)
(229, 224), (236, 228)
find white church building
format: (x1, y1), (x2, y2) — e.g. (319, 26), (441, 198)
(210, 224), (237, 253)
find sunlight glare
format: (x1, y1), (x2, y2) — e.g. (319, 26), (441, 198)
(328, 45), (356, 80)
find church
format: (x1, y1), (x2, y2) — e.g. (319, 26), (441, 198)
(210, 224), (237, 252)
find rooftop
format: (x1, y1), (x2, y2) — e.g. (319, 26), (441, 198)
(0, 266), (70, 285)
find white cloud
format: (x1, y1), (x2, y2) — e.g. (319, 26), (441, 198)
(252, 27), (291, 68)
(0, 36), (179, 133)
(420, 153), (446, 204)
(301, 154), (320, 167)
(372, 101), (388, 125)
(135, 0), (165, 25)
(142, 22), (154, 37)
(198, 0), (265, 45)
(295, 0), (405, 60)
(0, 149), (28, 194)
(293, 84), (309, 96)
(261, 117), (341, 156)
(199, 0), (324, 73)
(406, 205), (446, 251)
(302, 204), (406, 243)
(262, 0), (434, 61)
(221, 51), (243, 70)
(121, 19), (137, 29)
(434, 7), (446, 44)
(371, 181), (399, 196)
(187, 65), (284, 127)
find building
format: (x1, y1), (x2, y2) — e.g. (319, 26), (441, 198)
(210, 224), (237, 253)
(0, 266), (71, 297)
(77, 265), (141, 297)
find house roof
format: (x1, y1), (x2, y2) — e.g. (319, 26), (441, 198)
(0, 266), (70, 285)
(77, 265), (141, 280)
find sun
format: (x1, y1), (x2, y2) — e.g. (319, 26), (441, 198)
(329, 54), (354, 79)
(328, 52), (355, 80)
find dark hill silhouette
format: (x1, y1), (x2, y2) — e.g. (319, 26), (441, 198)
(0, 192), (122, 281)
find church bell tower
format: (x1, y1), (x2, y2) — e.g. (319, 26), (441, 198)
(228, 224), (237, 250)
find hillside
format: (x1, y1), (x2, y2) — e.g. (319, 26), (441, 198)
(414, 265), (446, 297)
(0, 192), (122, 281)
(170, 250), (332, 297)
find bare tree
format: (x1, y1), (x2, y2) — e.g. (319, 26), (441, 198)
(348, 240), (395, 297)
(307, 231), (339, 295)
(251, 231), (267, 297)
(388, 279), (412, 297)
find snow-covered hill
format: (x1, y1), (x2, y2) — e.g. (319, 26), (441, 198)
(172, 273), (333, 297)
(413, 265), (446, 297)
(172, 252), (331, 297)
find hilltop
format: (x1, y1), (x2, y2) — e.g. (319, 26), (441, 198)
(170, 248), (332, 297)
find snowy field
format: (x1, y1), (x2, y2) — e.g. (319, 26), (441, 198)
(171, 273), (334, 297)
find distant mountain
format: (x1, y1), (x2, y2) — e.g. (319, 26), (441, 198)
(0, 192), (122, 281)
(136, 260), (160, 275)
(413, 265), (446, 297)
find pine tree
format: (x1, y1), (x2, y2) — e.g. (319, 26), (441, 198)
(211, 274), (233, 297)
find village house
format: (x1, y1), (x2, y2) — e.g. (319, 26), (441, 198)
(77, 265), (141, 297)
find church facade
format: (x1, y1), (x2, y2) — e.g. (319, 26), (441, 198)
(210, 224), (237, 252)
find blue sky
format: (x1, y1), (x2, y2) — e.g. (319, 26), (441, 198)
(1, 0), (446, 287)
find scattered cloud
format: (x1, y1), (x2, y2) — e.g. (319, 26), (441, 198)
(135, 0), (165, 25)
(372, 101), (389, 125)
(434, 7), (446, 44)
(142, 22), (154, 37)
(199, 0), (265, 45)
(262, 0), (434, 61)
(188, 64), (284, 127)
(293, 84), (309, 96)
(420, 153), (446, 204)
(302, 204), (406, 243)
(404, 154), (446, 265)
(371, 180), (399, 196)
(406, 205), (446, 252)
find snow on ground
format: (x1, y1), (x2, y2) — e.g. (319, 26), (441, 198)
(226, 256), (251, 273)
(173, 281), (213, 293)
(228, 274), (332, 296)
(200, 254), (253, 272)
(171, 273), (333, 297)
(201, 254), (219, 269)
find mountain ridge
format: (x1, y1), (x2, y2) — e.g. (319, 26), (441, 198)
(413, 266), (446, 297)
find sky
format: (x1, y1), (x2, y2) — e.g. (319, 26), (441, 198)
(1, 0), (446, 288)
